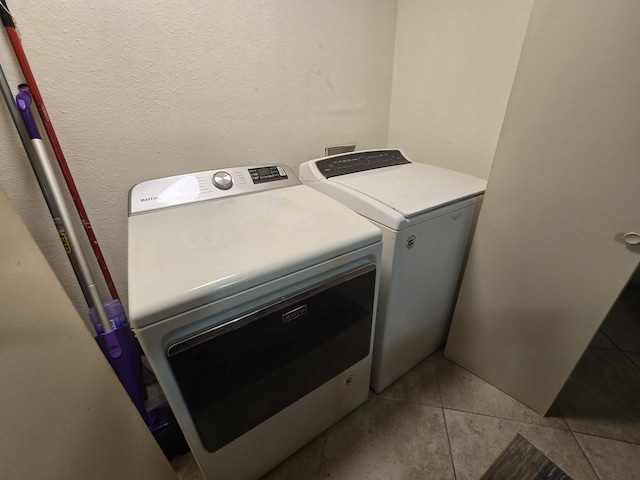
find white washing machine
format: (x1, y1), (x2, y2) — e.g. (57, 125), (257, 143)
(299, 149), (486, 392)
(128, 165), (381, 480)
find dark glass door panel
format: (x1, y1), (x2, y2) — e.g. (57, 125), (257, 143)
(167, 264), (376, 452)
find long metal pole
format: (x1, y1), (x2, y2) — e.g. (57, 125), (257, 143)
(29, 138), (112, 333)
(0, 64), (92, 305)
(5, 78), (112, 333)
(1, 0), (120, 301)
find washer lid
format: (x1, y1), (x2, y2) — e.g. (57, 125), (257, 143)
(329, 162), (487, 219)
(128, 184), (381, 328)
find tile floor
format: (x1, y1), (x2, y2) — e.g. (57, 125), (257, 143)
(171, 277), (640, 480)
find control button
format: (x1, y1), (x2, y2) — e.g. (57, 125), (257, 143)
(212, 171), (233, 190)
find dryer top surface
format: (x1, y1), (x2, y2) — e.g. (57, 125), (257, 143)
(128, 184), (381, 328)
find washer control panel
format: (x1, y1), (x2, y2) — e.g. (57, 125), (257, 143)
(129, 165), (299, 214)
(315, 149), (410, 178)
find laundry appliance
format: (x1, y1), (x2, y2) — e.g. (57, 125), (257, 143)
(299, 149), (486, 392)
(128, 164), (382, 479)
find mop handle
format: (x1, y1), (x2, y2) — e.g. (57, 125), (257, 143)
(1, 0), (120, 301)
(0, 65), (96, 306)
(16, 86), (112, 334)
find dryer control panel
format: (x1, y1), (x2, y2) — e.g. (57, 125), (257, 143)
(247, 165), (290, 184)
(315, 149), (410, 178)
(129, 165), (300, 214)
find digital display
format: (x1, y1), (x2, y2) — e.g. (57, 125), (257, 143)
(248, 166), (288, 184)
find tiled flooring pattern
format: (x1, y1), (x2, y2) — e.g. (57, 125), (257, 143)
(172, 278), (640, 480)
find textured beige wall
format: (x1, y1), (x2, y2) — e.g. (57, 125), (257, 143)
(1, 1), (537, 330)
(0, 185), (176, 479)
(0, 0), (398, 328)
(388, 0), (533, 178)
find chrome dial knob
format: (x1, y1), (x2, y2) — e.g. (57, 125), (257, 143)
(212, 171), (233, 190)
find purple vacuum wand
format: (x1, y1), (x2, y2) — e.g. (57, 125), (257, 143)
(15, 85), (40, 138)
(14, 83), (149, 424)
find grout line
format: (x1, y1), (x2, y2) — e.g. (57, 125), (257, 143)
(313, 432), (328, 480)
(567, 428), (602, 480)
(441, 406), (572, 433)
(598, 328), (619, 350)
(436, 364), (458, 480)
(442, 408), (457, 480)
(369, 392), (442, 412)
(621, 350), (640, 371)
(551, 402), (572, 432)
(563, 429), (640, 447)
(373, 392), (442, 410)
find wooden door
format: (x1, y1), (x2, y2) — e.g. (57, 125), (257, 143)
(445, 0), (640, 414)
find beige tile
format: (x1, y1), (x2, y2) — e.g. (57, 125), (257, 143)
(144, 382), (167, 411)
(445, 409), (597, 480)
(589, 330), (618, 350)
(438, 353), (568, 429)
(260, 434), (325, 480)
(182, 460), (205, 480)
(319, 396), (454, 479)
(628, 352), (640, 369)
(600, 287), (640, 353)
(556, 347), (640, 443)
(601, 311), (640, 353)
(170, 452), (204, 480)
(170, 437), (324, 480)
(170, 452), (193, 479)
(574, 433), (640, 480)
(374, 350), (442, 408)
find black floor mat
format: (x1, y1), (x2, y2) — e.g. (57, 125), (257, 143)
(480, 434), (572, 480)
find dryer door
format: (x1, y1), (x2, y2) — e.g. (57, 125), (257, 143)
(166, 264), (376, 453)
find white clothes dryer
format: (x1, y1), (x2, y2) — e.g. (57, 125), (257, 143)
(128, 164), (381, 480)
(299, 149), (486, 392)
